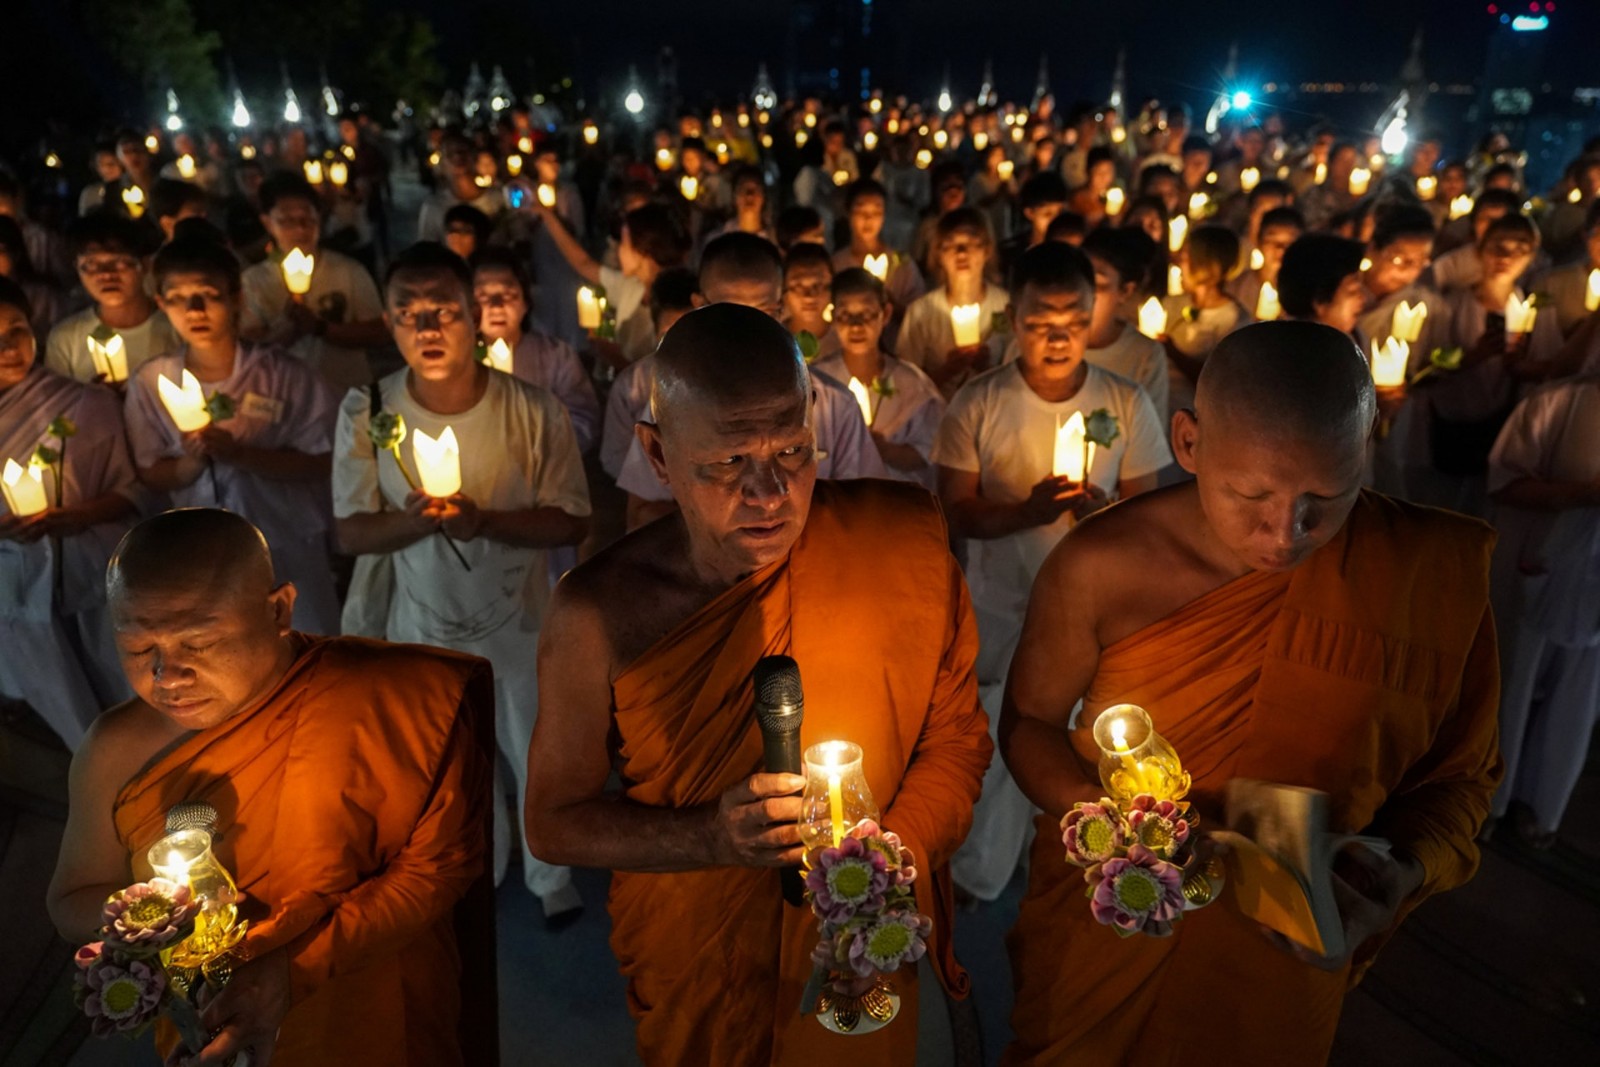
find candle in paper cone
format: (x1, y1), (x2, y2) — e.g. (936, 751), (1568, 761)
(1255, 281), (1281, 321)
(1104, 187), (1124, 215)
(1416, 175), (1437, 201)
(327, 160), (348, 187)
(121, 186), (145, 218)
(1111, 126), (1126, 144)
(1167, 214), (1187, 253)
(1249, 247), (1265, 271)
(516, 135), (533, 155)
(1011, 126), (1025, 143)
(1568, 187), (1582, 204)
(997, 159), (1014, 182)
(1348, 168), (1371, 196)
(176, 155), (196, 179)
(847, 378), (874, 427)
(87, 334), (128, 382)
(832, 169), (850, 187)
(486, 338), (513, 373)
(796, 130), (810, 149)
(1, 459), (48, 517)
(1137, 297), (1167, 339)
(412, 426), (461, 498)
(577, 287), (602, 330)
(1167, 264), (1184, 297)
(303, 159), (324, 185)
(144, 135), (159, 153)
(537, 183), (557, 208)
(1371, 337), (1409, 388)
(914, 148), (932, 169)
(863, 254), (889, 281)
(1391, 300), (1428, 344)
(950, 303), (982, 348)
(933, 130), (949, 149)
(505, 154), (523, 178)
(1448, 195), (1474, 221)
(863, 130), (878, 152)
(1187, 191), (1209, 218)
(679, 175), (699, 201)
(1239, 167), (1260, 193)
(1313, 162), (1327, 186)
(973, 131), (989, 151)
(1586, 268), (1600, 313)
(1052, 411), (1095, 482)
(157, 369), (211, 432)
(1505, 292), (1537, 335)
(655, 148), (674, 171)
(281, 248), (315, 296)
(583, 123), (599, 145)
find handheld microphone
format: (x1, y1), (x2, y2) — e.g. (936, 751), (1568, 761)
(752, 655), (807, 905)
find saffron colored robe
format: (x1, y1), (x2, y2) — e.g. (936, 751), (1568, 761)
(1003, 492), (1503, 1066)
(112, 635), (498, 1067)
(607, 479), (994, 1066)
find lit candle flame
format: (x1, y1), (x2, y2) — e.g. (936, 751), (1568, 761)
(1104, 187), (1124, 216)
(281, 248), (315, 296)
(1255, 281), (1281, 321)
(327, 160), (348, 187)
(303, 159), (324, 185)
(1239, 166), (1260, 193)
(1167, 264), (1184, 296)
(1586, 268), (1600, 313)
(1167, 214), (1188, 253)
(583, 123), (599, 145)
(176, 155), (196, 179)
(1137, 296), (1167, 339)
(537, 183), (557, 208)
(412, 426), (462, 498)
(1052, 411), (1095, 482)
(505, 154), (523, 177)
(1348, 167), (1371, 196)
(122, 186), (145, 218)
(1371, 337), (1409, 388)
(1448, 195), (1474, 221)
(486, 338), (513, 373)
(156, 369), (211, 433)
(950, 303), (982, 348)
(1, 458), (48, 517)
(1249, 247), (1265, 271)
(1505, 292), (1537, 335)
(1416, 175), (1437, 201)
(1188, 191), (1209, 218)
(576, 286), (602, 331)
(679, 175), (699, 201)
(863, 254), (889, 281)
(847, 378), (874, 427)
(87, 334), (128, 382)
(1391, 300), (1428, 344)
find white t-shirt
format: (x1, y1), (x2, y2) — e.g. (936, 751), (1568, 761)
(597, 265), (655, 363)
(45, 307), (178, 384)
(932, 361), (1171, 624)
(1160, 295), (1251, 415)
(502, 331), (601, 454)
(1085, 323), (1170, 427)
(240, 248), (384, 390)
(896, 285), (1011, 388)
(811, 353), (944, 490)
(332, 368), (590, 651)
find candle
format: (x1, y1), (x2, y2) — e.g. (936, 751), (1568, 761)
(1187, 191), (1209, 218)
(1348, 168), (1371, 196)
(933, 130), (949, 150)
(412, 426), (462, 498)
(1137, 296), (1167, 339)
(832, 169), (850, 187)
(1586, 268), (1600, 313)
(950, 303), (982, 348)
(1, 459), (48, 517)
(1416, 175), (1437, 201)
(583, 123), (599, 145)
(679, 175), (699, 201)
(87, 334), (128, 382)
(827, 768), (845, 846)
(914, 148), (932, 169)
(1313, 162), (1327, 186)
(1249, 247), (1265, 271)
(472, 174), (493, 189)
(1391, 300), (1428, 344)
(1505, 292), (1537, 335)
(1167, 263), (1184, 297)
(537, 183), (558, 208)
(1371, 336), (1409, 388)
(1011, 126), (1025, 143)
(122, 186), (145, 219)
(240, 144), (256, 161)
(1255, 281), (1281, 321)
(1104, 187), (1124, 215)
(281, 248), (315, 297)
(655, 148), (674, 171)
(997, 159), (1014, 182)
(303, 159), (324, 185)
(144, 134), (159, 153)
(176, 155), (196, 179)
(1052, 410), (1096, 482)
(847, 377), (874, 427)
(863, 130), (879, 152)
(863, 253), (889, 281)
(804, 112), (818, 129)
(486, 338), (513, 373)
(1167, 214), (1187, 253)
(577, 286), (602, 330)
(327, 160), (348, 187)
(1448, 195), (1474, 221)
(1239, 166), (1260, 193)
(157, 369), (211, 432)
(1111, 126), (1127, 144)
(505, 154), (523, 177)
(1109, 718), (1145, 793)
(1568, 187), (1582, 204)
(795, 130), (810, 148)
(342, 144), (356, 161)
(972, 131), (989, 151)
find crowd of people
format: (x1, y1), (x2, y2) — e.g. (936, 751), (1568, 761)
(4, 79), (1597, 1065)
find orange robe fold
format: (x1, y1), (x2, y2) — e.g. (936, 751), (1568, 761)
(608, 479), (994, 1066)
(1004, 492), (1503, 1066)
(113, 635), (498, 1067)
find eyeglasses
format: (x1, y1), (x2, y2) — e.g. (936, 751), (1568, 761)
(78, 256), (139, 275)
(391, 304), (466, 328)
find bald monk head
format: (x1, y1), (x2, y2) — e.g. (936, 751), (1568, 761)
(1171, 321), (1376, 572)
(638, 303), (815, 579)
(697, 232), (784, 317)
(107, 508), (297, 731)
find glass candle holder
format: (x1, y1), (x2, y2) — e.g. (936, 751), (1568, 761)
(147, 827), (240, 960)
(800, 741), (879, 851)
(1091, 704), (1191, 806)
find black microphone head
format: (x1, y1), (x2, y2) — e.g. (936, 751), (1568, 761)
(753, 655), (804, 735)
(164, 801), (218, 836)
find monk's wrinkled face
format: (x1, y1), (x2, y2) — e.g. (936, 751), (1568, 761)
(643, 382), (817, 576)
(386, 268), (479, 384)
(1365, 236), (1432, 298)
(0, 303), (36, 389)
(110, 575), (295, 732)
(1011, 281), (1092, 386)
(1176, 413), (1366, 573)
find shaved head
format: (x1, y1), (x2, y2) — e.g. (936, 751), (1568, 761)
(1195, 321), (1376, 447)
(109, 508), (275, 603)
(650, 303), (809, 437)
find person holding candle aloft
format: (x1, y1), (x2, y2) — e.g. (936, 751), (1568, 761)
(527, 141), (590, 348)
(333, 242), (590, 919)
(898, 207), (1010, 397)
(125, 235), (342, 636)
(933, 243), (1170, 902)
(526, 303), (992, 1066)
(47, 508), (498, 1067)
(238, 174), (389, 391)
(811, 268), (943, 490)
(0, 277), (138, 749)
(832, 179), (926, 349)
(45, 213), (177, 386)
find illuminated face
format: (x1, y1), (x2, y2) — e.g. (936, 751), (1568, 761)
(938, 228), (989, 283)
(782, 263), (832, 322)
(534, 152), (561, 184)
(111, 574), (295, 733)
(76, 245), (145, 310)
(1480, 233), (1534, 283)
(1180, 416), (1365, 573)
(832, 291), (885, 358)
(0, 302), (36, 389)
(1439, 167), (1469, 200)
(473, 265), (527, 341)
(159, 271), (238, 348)
(1010, 282), (1093, 387)
(1365, 235), (1432, 297)
(735, 177), (766, 216)
(385, 270), (479, 385)
(263, 196), (321, 257)
(1312, 271), (1367, 334)
(849, 193), (885, 245)
(95, 151), (124, 184)
(1088, 159), (1116, 192)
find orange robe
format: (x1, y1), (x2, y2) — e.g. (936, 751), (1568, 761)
(607, 479), (994, 1066)
(113, 635), (498, 1067)
(1004, 492), (1503, 1066)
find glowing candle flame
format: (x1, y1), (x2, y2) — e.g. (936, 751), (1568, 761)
(1255, 281), (1281, 321)
(1137, 296), (1167, 339)
(576, 287), (602, 331)
(411, 426), (462, 498)
(1391, 300), (1428, 344)
(157, 369), (211, 432)
(281, 248), (315, 296)
(847, 378), (874, 427)
(1505, 292), (1537, 335)
(1239, 167), (1260, 193)
(1371, 336), (1409, 388)
(1168, 214), (1188, 253)
(1, 459), (48, 517)
(863, 254), (889, 281)
(87, 334), (128, 382)
(486, 338), (513, 373)
(950, 303), (982, 348)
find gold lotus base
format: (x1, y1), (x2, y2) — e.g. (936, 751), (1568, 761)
(816, 981), (900, 1034)
(1181, 857), (1226, 910)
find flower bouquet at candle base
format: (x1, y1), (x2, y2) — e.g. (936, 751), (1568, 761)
(73, 879), (250, 1064)
(799, 819), (932, 1035)
(1060, 794), (1225, 937)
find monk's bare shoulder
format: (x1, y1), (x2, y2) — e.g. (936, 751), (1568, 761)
(1046, 484), (1201, 583)
(75, 698), (186, 796)
(548, 517), (689, 677)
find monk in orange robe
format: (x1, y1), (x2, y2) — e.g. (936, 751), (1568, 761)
(999, 321), (1502, 1065)
(47, 508), (497, 1067)
(526, 303), (993, 1065)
